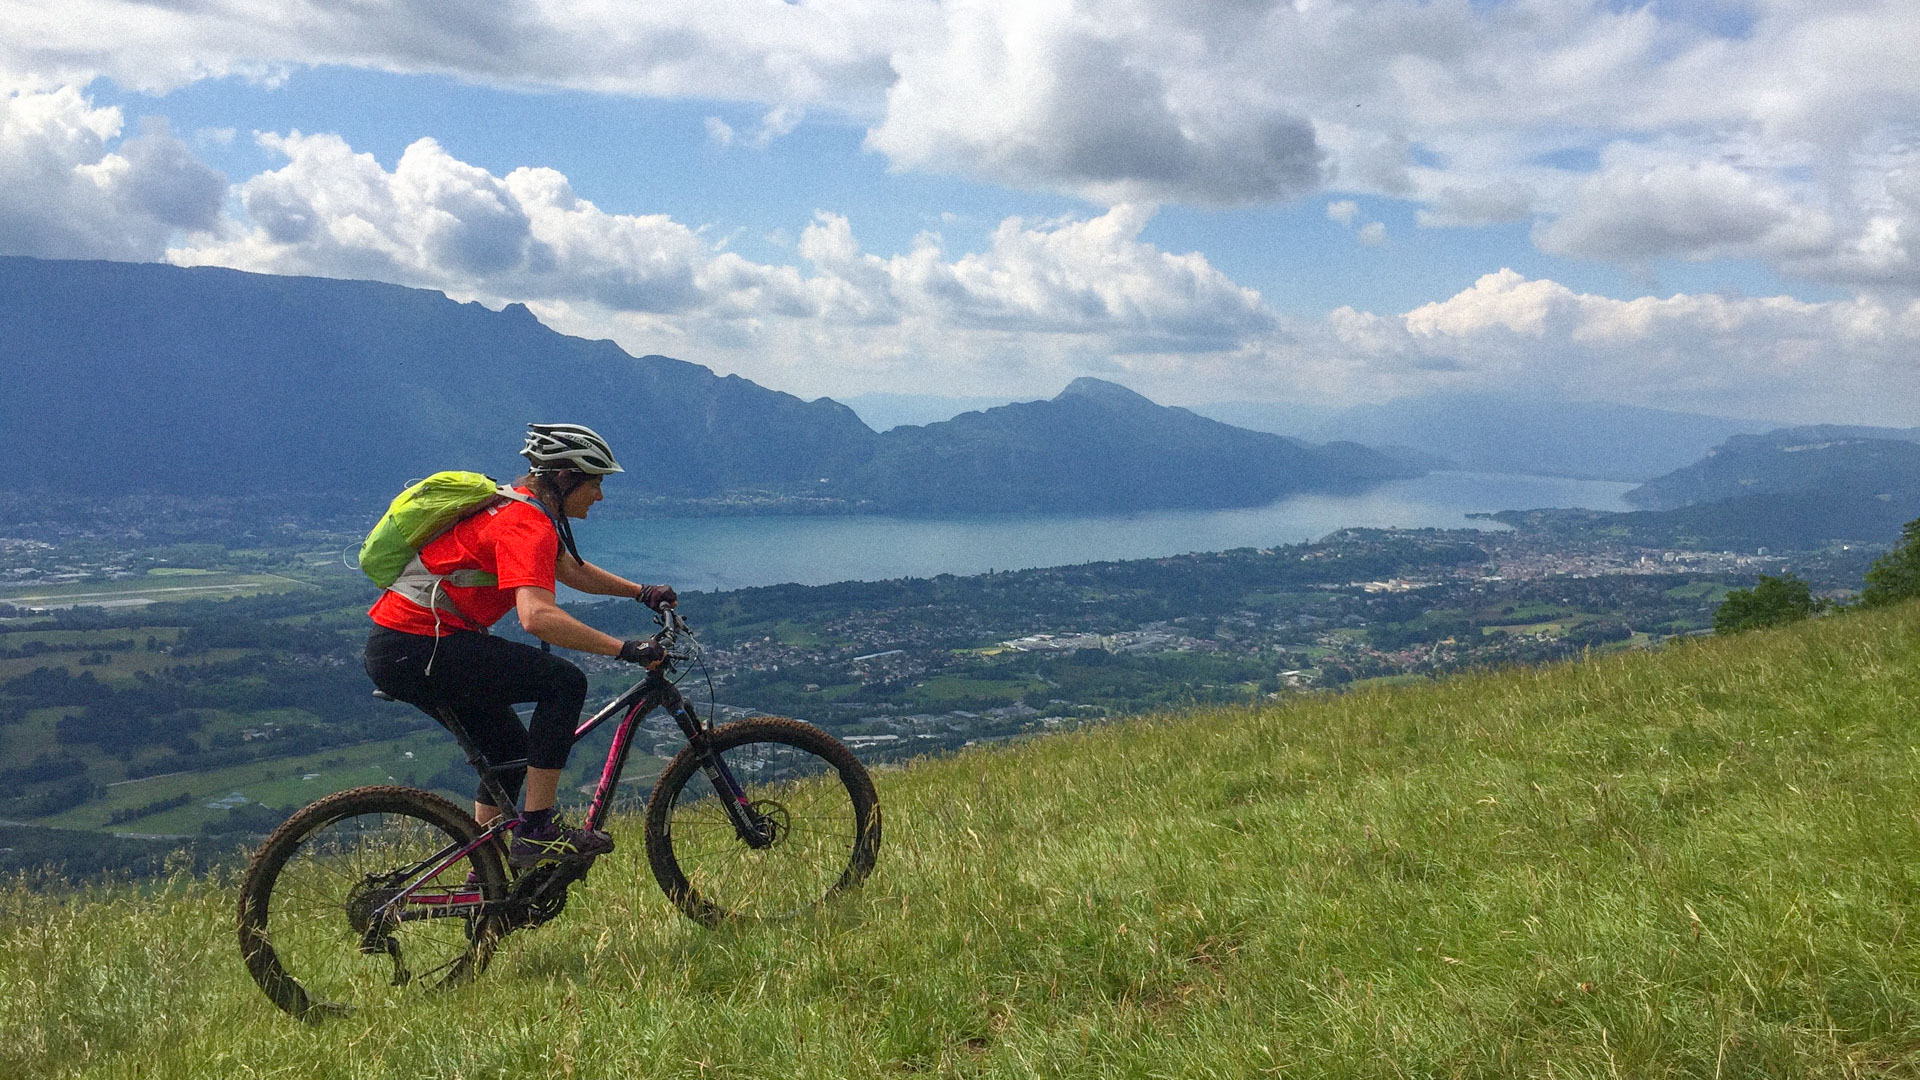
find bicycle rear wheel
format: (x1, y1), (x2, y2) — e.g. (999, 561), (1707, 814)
(236, 785), (508, 1021)
(645, 717), (881, 927)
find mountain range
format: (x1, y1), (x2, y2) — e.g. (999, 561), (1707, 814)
(1624, 427), (1920, 510)
(1486, 426), (1920, 551)
(852, 378), (1411, 512)
(1606, 427), (1920, 546)
(0, 256), (1413, 513)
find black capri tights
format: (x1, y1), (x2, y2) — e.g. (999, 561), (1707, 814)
(364, 626), (588, 809)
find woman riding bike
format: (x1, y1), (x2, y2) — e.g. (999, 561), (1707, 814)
(363, 422), (676, 869)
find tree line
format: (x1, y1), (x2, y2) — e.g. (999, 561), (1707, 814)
(1715, 518), (1920, 634)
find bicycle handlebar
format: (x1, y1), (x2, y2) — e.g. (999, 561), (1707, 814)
(651, 606), (697, 671)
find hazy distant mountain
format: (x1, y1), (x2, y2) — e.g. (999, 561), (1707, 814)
(855, 378), (1420, 512)
(1195, 394), (1779, 481)
(1522, 426), (1920, 549)
(0, 256), (875, 499)
(0, 257), (1414, 514)
(1625, 428), (1920, 511)
(1496, 488), (1919, 550)
(838, 392), (1019, 431)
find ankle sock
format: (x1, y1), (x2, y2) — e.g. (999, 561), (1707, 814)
(517, 806), (556, 838)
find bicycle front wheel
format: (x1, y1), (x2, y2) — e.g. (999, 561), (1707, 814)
(236, 785), (508, 1021)
(645, 717), (881, 927)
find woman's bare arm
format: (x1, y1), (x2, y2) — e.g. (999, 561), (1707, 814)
(514, 586), (626, 654)
(554, 554), (647, 599)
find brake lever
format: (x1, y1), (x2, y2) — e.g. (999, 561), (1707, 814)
(652, 607), (695, 655)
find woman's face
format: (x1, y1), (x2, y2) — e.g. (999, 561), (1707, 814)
(561, 475), (604, 519)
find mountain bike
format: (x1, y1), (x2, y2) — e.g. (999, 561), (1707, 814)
(235, 607), (881, 1021)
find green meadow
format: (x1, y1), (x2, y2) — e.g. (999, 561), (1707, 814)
(3, 602), (1919, 1078)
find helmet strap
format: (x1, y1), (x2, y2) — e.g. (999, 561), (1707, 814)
(528, 469), (587, 566)
(554, 512), (584, 567)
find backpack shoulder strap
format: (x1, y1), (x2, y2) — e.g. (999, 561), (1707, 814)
(389, 487), (547, 600)
(497, 484), (583, 566)
(494, 485), (539, 509)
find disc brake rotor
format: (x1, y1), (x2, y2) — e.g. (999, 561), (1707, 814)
(747, 799), (791, 846)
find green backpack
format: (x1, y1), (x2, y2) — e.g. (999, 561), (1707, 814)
(358, 472), (543, 599)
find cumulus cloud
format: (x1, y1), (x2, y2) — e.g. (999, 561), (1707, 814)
(0, 86), (224, 261)
(169, 129), (1273, 359)
(1535, 156), (1836, 264)
(705, 107), (806, 151)
(1306, 269), (1920, 424)
(1802, 161), (1920, 289)
(868, 0), (1322, 205)
(871, 0), (1920, 288)
(0, 0), (917, 107)
(1327, 199), (1386, 247)
(812, 203), (1273, 348)
(3, 84), (1908, 423)
(749, 104), (805, 149)
(1414, 181), (1534, 228)
(173, 131), (805, 317)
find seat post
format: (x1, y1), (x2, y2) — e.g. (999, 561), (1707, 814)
(430, 703), (529, 816)
(371, 689), (525, 815)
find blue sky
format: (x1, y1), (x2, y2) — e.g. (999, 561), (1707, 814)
(3, 1), (1917, 423)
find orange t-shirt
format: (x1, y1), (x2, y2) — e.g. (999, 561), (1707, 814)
(368, 490), (559, 636)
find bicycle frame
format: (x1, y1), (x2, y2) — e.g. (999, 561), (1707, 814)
(370, 616), (770, 926)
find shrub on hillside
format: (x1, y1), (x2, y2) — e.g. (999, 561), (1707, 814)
(199, 801), (292, 837)
(1860, 517), (1920, 608)
(2, 666), (111, 705)
(106, 791), (193, 825)
(0, 752), (88, 787)
(1714, 573), (1825, 634)
(16, 777), (96, 817)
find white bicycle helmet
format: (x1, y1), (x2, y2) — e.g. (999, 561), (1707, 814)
(521, 422), (624, 475)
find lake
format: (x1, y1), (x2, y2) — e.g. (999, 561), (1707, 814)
(582, 471), (1635, 592)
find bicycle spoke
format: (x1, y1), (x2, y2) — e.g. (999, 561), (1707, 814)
(666, 775), (854, 909)
(239, 791), (504, 1019)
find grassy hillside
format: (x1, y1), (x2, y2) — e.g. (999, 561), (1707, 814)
(5, 604), (1920, 1077)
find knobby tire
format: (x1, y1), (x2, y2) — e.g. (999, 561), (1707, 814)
(644, 717), (881, 927)
(236, 785), (508, 1021)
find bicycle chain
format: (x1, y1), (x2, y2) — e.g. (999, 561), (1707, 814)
(503, 860), (592, 929)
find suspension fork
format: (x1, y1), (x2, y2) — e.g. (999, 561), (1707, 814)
(701, 745), (776, 848)
(653, 679), (776, 848)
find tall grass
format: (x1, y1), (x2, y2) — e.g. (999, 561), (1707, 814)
(4, 604), (1920, 1077)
